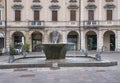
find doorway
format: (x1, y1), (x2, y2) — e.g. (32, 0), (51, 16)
(32, 32), (42, 52)
(110, 35), (115, 51)
(87, 35), (97, 50)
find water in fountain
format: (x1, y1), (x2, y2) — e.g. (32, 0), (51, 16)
(51, 30), (60, 44)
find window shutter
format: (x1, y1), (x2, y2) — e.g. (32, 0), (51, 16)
(70, 10), (76, 21)
(107, 10), (112, 20)
(52, 11), (57, 21)
(88, 10), (94, 20)
(34, 10), (39, 21)
(15, 10), (21, 21)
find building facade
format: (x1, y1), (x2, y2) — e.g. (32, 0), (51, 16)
(5, 0), (120, 52)
(0, 0), (5, 50)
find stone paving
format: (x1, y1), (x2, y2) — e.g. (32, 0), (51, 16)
(0, 51), (120, 83)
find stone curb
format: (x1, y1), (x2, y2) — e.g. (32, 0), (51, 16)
(0, 61), (117, 69)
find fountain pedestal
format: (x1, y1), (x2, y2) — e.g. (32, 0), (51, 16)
(42, 44), (67, 60)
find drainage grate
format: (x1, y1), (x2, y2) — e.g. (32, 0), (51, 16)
(20, 74), (35, 77)
(14, 68), (28, 71)
(96, 70), (106, 72)
(50, 62), (60, 70)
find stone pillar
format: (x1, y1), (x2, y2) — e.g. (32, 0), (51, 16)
(25, 31), (31, 52)
(99, 0), (102, 20)
(116, 30), (120, 52)
(77, 33), (80, 50)
(81, 28), (85, 50)
(62, 31), (67, 43)
(6, 31), (10, 51)
(97, 30), (103, 51)
(44, 30), (49, 43)
(81, 0), (84, 22)
(118, 0), (120, 20)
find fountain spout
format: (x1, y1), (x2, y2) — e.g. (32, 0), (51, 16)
(51, 31), (60, 44)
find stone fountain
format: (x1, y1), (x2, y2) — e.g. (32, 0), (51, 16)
(42, 31), (68, 60)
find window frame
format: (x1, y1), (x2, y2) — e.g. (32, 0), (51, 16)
(88, 10), (94, 20)
(14, 10), (21, 21)
(70, 10), (76, 21)
(52, 10), (58, 21)
(106, 10), (113, 21)
(33, 10), (40, 21)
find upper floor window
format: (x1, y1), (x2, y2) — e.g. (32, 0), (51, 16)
(106, 0), (113, 2)
(0, 10), (1, 20)
(33, 0), (40, 3)
(69, 0), (77, 3)
(88, 0), (95, 2)
(52, 11), (58, 21)
(106, 10), (112, 21)
(34, 10), (40, 21)
(70, 10), (76, 21)
(88, 10), (94, 20)
(15, 10), (21, 21)
(51, 0), (58, 3)
(14, 0), (22, 2)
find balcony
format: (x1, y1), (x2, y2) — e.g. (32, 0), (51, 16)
(83, 21), (99, 27)
(0, 21), (5, 28)
(28, 21), (44, 28)
(99, 20), (119, 26)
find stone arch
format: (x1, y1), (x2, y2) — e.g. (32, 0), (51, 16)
(85, 31), (97, 50)
(29, 30), (44, 36)
(67, 31), (79, 50)
(31, 31), (43, 52)
(0, 32), (5, 49)
(103, 30), (116, 51)
(11, 31), (25, 53)
(102, 30), (116, 37)
(85, 30), (98, 36)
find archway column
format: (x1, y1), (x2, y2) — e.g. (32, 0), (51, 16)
(6, 31), (13, 50)
(25, 31), (31, 52)
(97, 30), (103, 51)
(81, 29), (85, 50)
(6, 31), (10, 50)
(116, 30), (120, 52)
(77, 34), (80, 50)
(43, 30), (48, 43)
(62, 31), (67, 43)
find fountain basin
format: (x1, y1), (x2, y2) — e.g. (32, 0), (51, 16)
(42, 44), (67, 60)
(14, 56), (95, 64)
(0, 56), (116, 69)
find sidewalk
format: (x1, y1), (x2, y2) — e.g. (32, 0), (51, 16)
(0, 51), (120, 83)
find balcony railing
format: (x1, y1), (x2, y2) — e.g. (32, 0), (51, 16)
(0, 21), (5, 28)
(83, 20), (99, 27)
(4, 20), (120, 28)
(28, 21), (44, 27)
(99, 20), (119, 26)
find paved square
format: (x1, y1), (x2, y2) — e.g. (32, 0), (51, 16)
(0, 52), (120, 83)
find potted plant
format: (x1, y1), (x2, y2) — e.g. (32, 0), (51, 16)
(0, 50), (2, 56)
(9, 45), (15, 55)
(9, 45), (15, 63)
(22, 43), (30, 57)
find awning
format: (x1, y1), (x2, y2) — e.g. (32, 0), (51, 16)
(0, 33), (4, 38)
